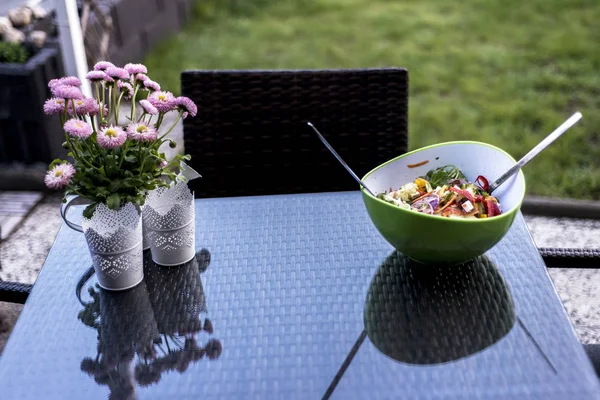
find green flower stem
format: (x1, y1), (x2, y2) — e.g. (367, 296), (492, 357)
(118, 141), (129, 168)
(100, 83), (106, 124)
(112, 86), (118, 124)
(157, 111), (183, 141)
(155, 113), (165, 129)
(64, 132), (84, 166)
(90, 114), (97, 133)
(107, 86), (113, 123)
(95, 83), (104, 125)
(137, 111), (146, 123)
(116, 91), (125, 125)
(139, 152), (152, 173)
(82, 138), (95, 157)
(138, 142), (143, 165)
(77, 143), (100, 171)
(130, 86), (139, 121)
(62, 100), (69, 123)
(71, 99), (78, 119)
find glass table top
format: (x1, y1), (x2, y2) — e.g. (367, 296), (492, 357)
(0, 192), (598, 399)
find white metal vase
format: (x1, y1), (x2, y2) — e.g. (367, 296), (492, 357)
(142, 204), (151, 251)
(62, 198), (144, 291)
(143, 182), (195, 266)
(83, 203), (144, 290)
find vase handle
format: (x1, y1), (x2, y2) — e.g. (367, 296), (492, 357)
(60, 195), (84, 233)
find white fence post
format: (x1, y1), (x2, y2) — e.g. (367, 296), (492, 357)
(54, 0), (92, 97)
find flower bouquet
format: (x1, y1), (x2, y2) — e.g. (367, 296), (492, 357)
(44, 61), (196, 217)
(44, 61), (197, 290)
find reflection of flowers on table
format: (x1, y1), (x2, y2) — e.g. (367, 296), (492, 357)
(77, 250), (221, 398)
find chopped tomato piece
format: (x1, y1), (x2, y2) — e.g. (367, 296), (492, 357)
(475, 175), (489, 192)
(449, 186), (475, 203)
(485, 199), (501, 217)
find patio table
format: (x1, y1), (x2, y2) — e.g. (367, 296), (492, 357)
(0, 191), (598, 399)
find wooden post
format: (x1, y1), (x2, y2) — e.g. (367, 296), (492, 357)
(54, 0), (92, 97)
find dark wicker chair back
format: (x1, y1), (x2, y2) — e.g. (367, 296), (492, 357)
(181, 68), (408, 198)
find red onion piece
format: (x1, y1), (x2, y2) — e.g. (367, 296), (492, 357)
(411, 200), (434, 215)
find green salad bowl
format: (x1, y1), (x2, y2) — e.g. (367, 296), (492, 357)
(361, 141), (526, 264)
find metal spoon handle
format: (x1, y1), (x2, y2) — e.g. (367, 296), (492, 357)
(307, 122), (375, 196)
(489, 112), (582, 193)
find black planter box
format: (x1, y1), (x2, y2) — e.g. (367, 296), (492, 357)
(0, 40), (66, 164)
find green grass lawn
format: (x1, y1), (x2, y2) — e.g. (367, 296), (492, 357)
(145, 0), (600, 199)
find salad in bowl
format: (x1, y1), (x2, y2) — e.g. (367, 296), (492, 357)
(361, 141), (526, 264)
(377, 165), (501, 219)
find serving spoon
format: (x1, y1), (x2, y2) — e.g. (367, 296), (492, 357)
(307, 122), (375, 196)
(308, 111), (582, 196)
(487, 111), (582, 193)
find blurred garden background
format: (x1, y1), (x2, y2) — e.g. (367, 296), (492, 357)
(145, 0), (600, 200)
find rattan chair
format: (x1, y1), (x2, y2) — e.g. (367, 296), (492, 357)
(539, 248), (600, 269)
(0, 281), (31, 304)
(0, 226), (32, 304)
(181, 68), (409, 198)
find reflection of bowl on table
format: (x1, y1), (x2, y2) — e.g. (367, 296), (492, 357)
(364, 251), (515, 364)
(361, 141), (526, 264)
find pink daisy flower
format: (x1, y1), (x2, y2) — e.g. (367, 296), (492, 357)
(51, 85), (84, 100)
(86, 70), (107, 83)
(62, 76), (82, 87)
(117, 80), (134, 99)
(47, 78), (62, 88)
(139, 99), (158, 115)
(126, 122), (157, 142)
(134, 73), (149, 83)
(124, 63), (147, 75)
(43, 98), (66, 115)
(49, 76), (81, 88)
(93, 61), (115, 71)
(148, 91), (175, 113)
(102, 74), (115, 85)
(83, 98), (100, 114)
(105, 66), (129, 80)
(68, 97), (97, 115)
(173, 96), (197, 117)
(143, 79), (160, 92)
(97, 125), (127, 149)
(64, 119), (93, 138)
(44, 163), (75, 189)
(86, 101), (107, 117)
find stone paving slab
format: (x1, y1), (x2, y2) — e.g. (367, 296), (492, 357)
(0, 191), (43, 239)
(525, 215), (600, 249)
(524, 215), (600, 344)
(0, 194), (62, 283)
